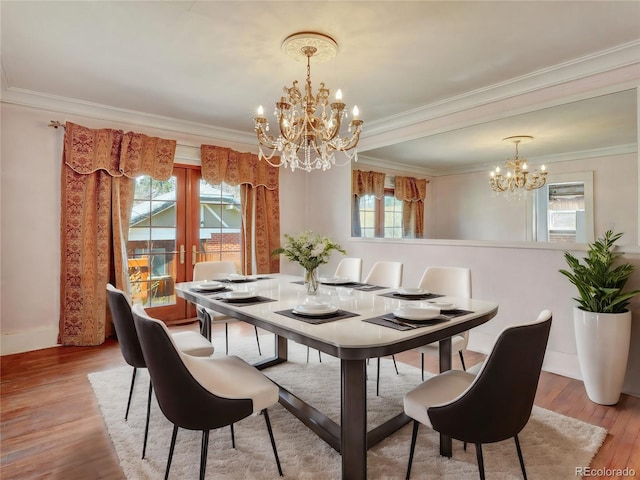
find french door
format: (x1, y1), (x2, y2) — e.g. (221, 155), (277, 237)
(126, 166), (242, 323)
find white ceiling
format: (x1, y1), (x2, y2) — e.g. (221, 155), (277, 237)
(2, 1), (639, 173)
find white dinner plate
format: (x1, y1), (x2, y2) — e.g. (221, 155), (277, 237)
(393, 306), (440, 321)
(293, 303), (339, 316)
(396, 287), (429, 296)
(319, 277), (352, 285)
(195, 281), (225, 291)
(428, 301), (457, 311)
(227, 274), (248, 282)
(222, 291), (257, 300)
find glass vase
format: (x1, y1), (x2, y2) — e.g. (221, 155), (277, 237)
(304, 268), (319, 295)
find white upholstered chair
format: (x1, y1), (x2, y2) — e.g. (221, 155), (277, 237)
(403, 310), (552, 480)
(413, 266), (472, 380)
(334, 257), (363, 282)
(106, 284), (214, 459)
(192, 261), (261, 355)
(363, 261), (403, 288)
(364, 261), (403, 395)
(132, 304), (283, 479)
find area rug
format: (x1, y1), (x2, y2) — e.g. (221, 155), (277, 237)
(89, 334), (606, 479)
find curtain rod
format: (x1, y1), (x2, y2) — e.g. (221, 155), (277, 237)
(48, 120), (65, 130)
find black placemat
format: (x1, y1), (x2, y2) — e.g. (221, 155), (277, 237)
(190, 286), (233, 294)
(291, 280), (387, 291)
(378, 291), (445, 300)
(363, 315), (449, 331)
(363, 309), (475, 330)
(275, 309), (359, 325)
(217, 296), (277, 306)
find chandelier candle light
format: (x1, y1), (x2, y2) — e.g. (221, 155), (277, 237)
(490, 136), (548, 194)
(254, 32), (364, 172)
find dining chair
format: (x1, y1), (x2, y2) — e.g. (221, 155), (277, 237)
(106, 284), (214, 459)
(334, 257), (363, 282)
(131, 304), (283, 480)
(192, 260), (261, 355)
(413, 266), (472, 380)
(363, 261), (403, 395)
(403, 310), (552, 480)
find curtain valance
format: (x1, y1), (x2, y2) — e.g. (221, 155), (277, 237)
(201, 145), (279, 189)
(394, 176), (427, 202)
(64, 122), (176, 180)
(352, 170), (386, 198)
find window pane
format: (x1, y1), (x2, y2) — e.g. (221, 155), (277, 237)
(199, 180), (242, 270)
(128, 175), (178, 307)
(384, 195), (403, 238)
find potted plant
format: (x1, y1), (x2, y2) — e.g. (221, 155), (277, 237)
(273, 231), (346, 295)
(560, 230), (640, 405)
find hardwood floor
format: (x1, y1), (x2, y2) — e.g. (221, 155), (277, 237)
(1, 322), (638, 479)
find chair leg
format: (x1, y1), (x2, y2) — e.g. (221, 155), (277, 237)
(306, 346), (310, 363)
(318, 350), (322, 362)
(262, 409), (283, 476)
(420, 353), (425, 381)
(254, 326), (262, 355)
(165, 424), (179, 480)
(125, 367), (137, 421)
(376, 357), (381, 396)
(406, 421), (419, 480)
(514, 434), (528, 480)
(200, 430), (209, 480)
(230, 423), (235, 448)
(392, 355), (399, 374)
(225, 323), (229, 355)
(459, 350), (467, 371)
(142, 380), (153, 459)
(475, 443), (486, 480)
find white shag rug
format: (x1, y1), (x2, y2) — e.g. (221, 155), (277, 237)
(89, 334), (606, 479)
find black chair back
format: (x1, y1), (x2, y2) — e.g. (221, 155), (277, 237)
(106, 284), (145, 369)
(132, 305), (253, 431)
(428, 312), (552, 444)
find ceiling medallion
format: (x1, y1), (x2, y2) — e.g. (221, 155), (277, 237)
(253, 32), (363, 172)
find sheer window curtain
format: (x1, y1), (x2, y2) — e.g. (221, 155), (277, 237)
(59, 122), (175, 346)
(200, 145), (280, 275)
(351, 170), (386, 237)
(395, 175), (427, 238)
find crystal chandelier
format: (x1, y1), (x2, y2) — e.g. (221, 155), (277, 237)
(253, 32), (364, 172)
(490, 136), (547, 194)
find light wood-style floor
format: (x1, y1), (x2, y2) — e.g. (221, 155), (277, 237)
(2, 321), (638, 480)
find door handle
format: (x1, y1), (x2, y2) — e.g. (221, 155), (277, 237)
(179, 245), (185, 264)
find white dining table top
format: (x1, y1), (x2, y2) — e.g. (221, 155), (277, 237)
(175, 274), (498, 353)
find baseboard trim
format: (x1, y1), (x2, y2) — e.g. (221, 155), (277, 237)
(1, 327), (59, 356)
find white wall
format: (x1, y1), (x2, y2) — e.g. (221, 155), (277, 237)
(306, 153), (640, 397)
(0, 103), (306, 354)
(2, 102), (639, 398)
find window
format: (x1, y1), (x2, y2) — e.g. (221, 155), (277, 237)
(197, 179), (242, 270)
(531, 171), (594, 244)
(356, 187), (403, 238)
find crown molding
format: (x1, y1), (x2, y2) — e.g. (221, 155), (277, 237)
(0, 84), (257, 147)
(2, 41), (638, 153)
(360, 41), (640, 150)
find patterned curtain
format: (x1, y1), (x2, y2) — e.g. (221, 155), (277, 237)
(200, 145), (280, 274)
(60, 122), (175, 346)
(351, 170), (386, 236)
(395, 175), (428, 238)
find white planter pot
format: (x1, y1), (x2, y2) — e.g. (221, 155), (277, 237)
(573, 306), (632, 405)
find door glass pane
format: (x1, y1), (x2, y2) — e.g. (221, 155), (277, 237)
(199, 180), (242, 272)
(128, 176), (177, 306)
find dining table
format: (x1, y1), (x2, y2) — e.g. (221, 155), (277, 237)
(175, 274), (498, 480)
